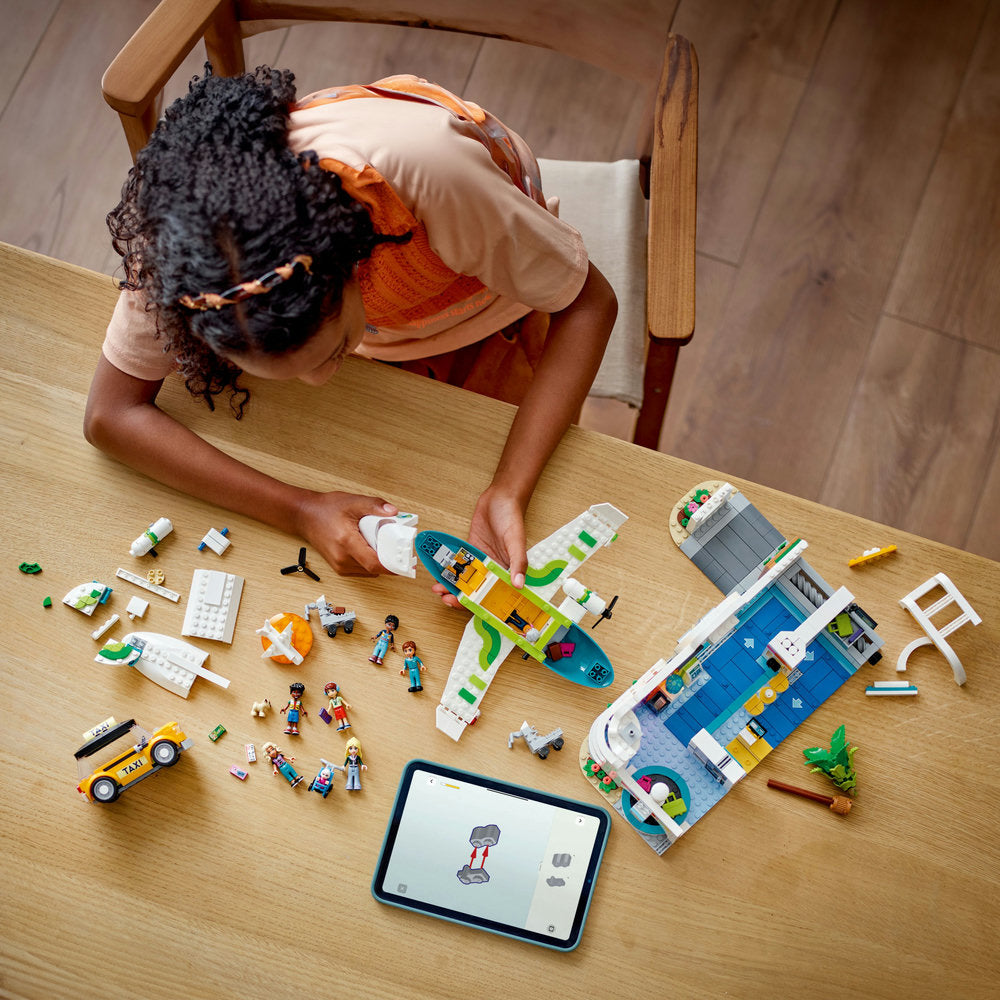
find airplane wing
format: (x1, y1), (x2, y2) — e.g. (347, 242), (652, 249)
(524, 503), (627, 603)
(436, 615), (517, 741)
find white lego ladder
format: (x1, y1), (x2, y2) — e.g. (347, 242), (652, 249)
(897, 573), (981, 685)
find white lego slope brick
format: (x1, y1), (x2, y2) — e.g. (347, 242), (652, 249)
(182, 568), (244, 643)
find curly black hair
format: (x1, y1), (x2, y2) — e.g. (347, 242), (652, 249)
(108, 65), (401, 415)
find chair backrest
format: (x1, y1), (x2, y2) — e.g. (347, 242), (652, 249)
(103, 0), (682, 162)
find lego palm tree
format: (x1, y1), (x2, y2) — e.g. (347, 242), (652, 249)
(803, 724), (858, 796)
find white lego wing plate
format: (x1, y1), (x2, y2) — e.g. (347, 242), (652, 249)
(122, 631), (229, 698)
(437, 616), (517, 740)
(524, 503), (627, 603)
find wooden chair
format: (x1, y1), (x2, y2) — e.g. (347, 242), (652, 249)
(102, 0), (697, 449)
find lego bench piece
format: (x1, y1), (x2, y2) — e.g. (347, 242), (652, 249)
(896, 572), (980, 685)
(198, 527), (231, 555)
(866, 680), (918, 696)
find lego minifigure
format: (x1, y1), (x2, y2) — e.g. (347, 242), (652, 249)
(400, 641), (427, 692)
(369, 614), (398, 665)
(343, 737), (367, 790)
(280, 682), (307, 735)
(262, 741), (303, 787)
(323, 682), (352, 730)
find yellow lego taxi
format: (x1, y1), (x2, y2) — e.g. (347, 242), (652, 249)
(75, 718), (192, 803)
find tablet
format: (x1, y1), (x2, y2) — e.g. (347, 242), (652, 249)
(372, 759), (610, 950)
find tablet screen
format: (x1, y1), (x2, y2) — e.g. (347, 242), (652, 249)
(372, 760), (610, 950)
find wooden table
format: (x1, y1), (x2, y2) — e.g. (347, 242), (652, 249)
(1, 243), (997, 1000)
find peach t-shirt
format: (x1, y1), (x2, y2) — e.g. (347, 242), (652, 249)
(102, 87), (588, 380)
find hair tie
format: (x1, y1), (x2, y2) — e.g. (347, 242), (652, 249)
(178, 254), (313, 310)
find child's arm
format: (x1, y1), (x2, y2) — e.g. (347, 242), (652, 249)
(84, 355), (397, 575)
(465, 261), (617, 587)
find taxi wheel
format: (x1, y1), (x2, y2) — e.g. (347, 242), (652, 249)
(151, 740), (180, 767)
(91, 777), (120, 802)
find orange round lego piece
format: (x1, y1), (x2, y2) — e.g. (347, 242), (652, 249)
(260, 612), (313, 664)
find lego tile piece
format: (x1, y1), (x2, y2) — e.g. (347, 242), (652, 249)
(726, 738), (760, 772)
(665, 706), (701, 747)
(684, 695), (717, 730)
(866, 682), (918, 696)
(693, 679), (727, 716)
(125, 595), (149, 619)
(182, 568), (244, 643)
(747, 736), (774, 762)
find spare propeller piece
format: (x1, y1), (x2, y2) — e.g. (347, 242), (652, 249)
(280, 547), (320, 582)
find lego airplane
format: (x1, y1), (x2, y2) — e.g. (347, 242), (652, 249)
(415, 503), (627, 741)
(257, 618), (306, 666)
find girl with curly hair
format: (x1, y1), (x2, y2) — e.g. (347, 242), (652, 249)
(85, 66), (616, 584)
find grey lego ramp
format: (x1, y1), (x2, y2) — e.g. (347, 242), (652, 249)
(679, 493), (786, 595)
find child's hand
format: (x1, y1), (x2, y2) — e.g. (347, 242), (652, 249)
(297, 492), (399, 576)
(431, 485), (527, 609)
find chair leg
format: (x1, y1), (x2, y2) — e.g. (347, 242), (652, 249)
(632, 338), (683, 449)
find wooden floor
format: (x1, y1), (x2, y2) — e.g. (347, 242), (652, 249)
(2, 0), (998, 560)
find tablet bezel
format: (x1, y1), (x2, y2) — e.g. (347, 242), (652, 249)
(371, 758), (611, 951)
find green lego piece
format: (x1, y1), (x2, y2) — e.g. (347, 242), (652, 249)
(803, 724), (858, 795)
(208, 724), (227, 743)
(827, 612), (854, 637)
